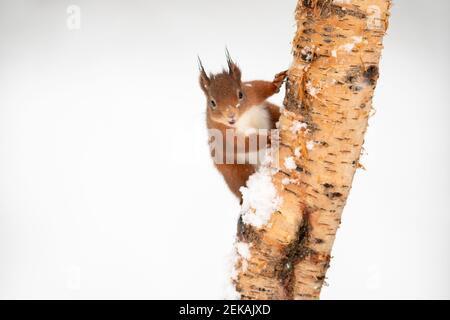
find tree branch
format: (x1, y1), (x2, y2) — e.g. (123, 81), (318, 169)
(232, 0), (392, 300)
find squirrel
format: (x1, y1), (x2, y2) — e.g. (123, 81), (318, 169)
(199, 51), (287, 201)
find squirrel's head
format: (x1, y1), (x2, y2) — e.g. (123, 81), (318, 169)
(199, 51), (250, 127)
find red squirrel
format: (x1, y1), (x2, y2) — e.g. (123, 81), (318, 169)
(199, 51), (287, 201)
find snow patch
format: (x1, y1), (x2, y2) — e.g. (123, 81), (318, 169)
(306, 140), (315, 151)
(236, 241), (251, 261)
(282, 177), (298, 186)
(300, 46), (314, 62)
(306, 81), (321, 97)
(339, 36), (363, 53)
(225, 241), (253, 299)
(290, 120), (308, 134)
(240, 155), (281, 228)
(224, 283), (241, 300)
(284, 156), (297, 170)
(233, 241), (251, 275)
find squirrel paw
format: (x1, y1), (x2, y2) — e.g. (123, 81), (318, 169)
(273, 70), (288, 93)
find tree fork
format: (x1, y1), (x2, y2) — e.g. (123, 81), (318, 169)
(233, 0), (391, 300)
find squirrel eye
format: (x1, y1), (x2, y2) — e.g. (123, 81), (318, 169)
(238, 91), (244, 100)
(210, 100), (216, 109)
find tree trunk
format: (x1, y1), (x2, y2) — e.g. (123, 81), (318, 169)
(232, 0), (392, 300)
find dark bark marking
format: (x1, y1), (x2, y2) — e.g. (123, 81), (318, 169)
(237, 215), (261, 243)
(276, 208), (314, 299)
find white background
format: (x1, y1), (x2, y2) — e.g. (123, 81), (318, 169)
(0, 0), (449, 299)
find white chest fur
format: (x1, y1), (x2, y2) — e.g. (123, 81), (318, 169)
(234, 105), (271, 136)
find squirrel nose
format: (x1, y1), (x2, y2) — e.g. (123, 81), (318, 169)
(228, 113), (236, 125)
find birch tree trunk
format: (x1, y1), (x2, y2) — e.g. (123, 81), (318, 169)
(233, 0), (391, 300)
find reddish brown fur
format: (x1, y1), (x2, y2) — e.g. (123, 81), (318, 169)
(199, 55), (286, 201)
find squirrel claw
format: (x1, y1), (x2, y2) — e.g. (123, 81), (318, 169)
(273, 70), (288, 93)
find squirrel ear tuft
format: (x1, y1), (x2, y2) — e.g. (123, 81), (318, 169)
(225, 48), (241, 82)
(198, 56), (210, 93)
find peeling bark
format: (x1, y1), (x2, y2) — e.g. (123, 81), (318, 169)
(233, 0), (391, 300)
